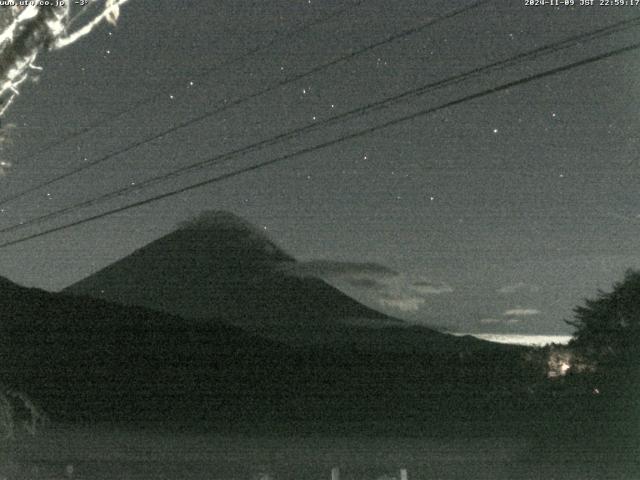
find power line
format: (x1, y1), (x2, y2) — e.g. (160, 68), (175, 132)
(2, 16), (639, 236)
(1, 39), (638, 249)
(0, 0), (489, 208)
(14, 0), (364, 161)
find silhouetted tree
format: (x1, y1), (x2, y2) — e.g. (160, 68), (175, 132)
(567, 269), (640, 369)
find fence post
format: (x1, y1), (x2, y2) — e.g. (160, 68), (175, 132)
(400, 468), (408, 480)
(331, 467), (340, 480)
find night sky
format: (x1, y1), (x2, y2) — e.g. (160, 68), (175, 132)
(1, 0), (639, 337)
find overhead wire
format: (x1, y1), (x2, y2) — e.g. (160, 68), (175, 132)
(0, 0), (489, 207)
(1, 15), (639, 236)
(1, 38), (638, 249)
(18, 0), (365, 156)
(0, 0), (364, 204)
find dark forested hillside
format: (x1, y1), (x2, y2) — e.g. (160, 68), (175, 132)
(2, 274), (538, 432)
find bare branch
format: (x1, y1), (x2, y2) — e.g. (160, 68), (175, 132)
(54, 0), (130, 49)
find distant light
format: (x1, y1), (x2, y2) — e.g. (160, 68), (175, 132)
(492, 128), (499, 134)
(455, 333), (572, 346)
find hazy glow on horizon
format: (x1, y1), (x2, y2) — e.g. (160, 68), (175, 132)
(455, 333), (572, 346)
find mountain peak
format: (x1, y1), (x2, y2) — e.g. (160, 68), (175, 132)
(177, 210), (258, 232)
(66, 211), (393, 328)
(172, 210), (292, 264)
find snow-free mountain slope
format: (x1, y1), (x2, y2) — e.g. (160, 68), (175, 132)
(66, 211), (398, 330)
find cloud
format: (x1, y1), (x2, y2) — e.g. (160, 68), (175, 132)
(411, 280), (454, 295)
(282, 260), (397, 279)
(343, 278), (380, 289)
(497, 282), (540, 294)
(503, 308), (540, 316)
(378, 296), (425, 312)
(282, 260), (452, 313)
(478, 307), (539, 327)
(479, 318), (502, 324)
(479, 316), (523, 325)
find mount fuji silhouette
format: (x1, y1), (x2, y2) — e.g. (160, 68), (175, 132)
(0, 270), (530, 429)
(66, 211), (439, 347)
(0, 214), (533, 426)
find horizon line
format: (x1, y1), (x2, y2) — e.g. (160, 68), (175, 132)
(450, 333), (572, 347)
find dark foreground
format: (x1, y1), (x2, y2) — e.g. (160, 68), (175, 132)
(1, 419), (638, 480)
(0, 266), (638, 479)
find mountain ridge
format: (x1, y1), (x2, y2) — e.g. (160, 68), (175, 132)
(65, 211), (405, 336)
(0, 272), (536, 429)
